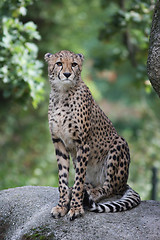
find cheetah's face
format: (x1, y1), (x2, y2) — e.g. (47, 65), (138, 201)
(44, 50), (84, 90)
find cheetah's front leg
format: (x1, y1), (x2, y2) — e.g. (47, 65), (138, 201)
(68, 143), (90, 220)
(51, 139), (70, 218)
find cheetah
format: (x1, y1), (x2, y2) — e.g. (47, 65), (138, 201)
(44, 50), (141, 221)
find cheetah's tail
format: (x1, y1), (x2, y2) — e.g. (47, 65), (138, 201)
(83, 185), (141, 213)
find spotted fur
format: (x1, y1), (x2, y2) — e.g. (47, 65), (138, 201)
(44, 50), (141, 220)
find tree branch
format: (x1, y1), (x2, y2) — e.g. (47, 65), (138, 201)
(147, 0), (160, 97)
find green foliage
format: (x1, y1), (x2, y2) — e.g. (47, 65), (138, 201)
(125, 101), (160, 200)
(0, 0), (44, 107)
(95, 1), (154, 85)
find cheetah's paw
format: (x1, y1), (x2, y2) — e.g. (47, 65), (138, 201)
(86, 187), (104, 203)
(51, 205), (68, 218)
(68, 206), (84, 221)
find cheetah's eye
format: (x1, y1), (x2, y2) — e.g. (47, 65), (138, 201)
(56, 62), (62, 66)
(72, 62), (78, 67)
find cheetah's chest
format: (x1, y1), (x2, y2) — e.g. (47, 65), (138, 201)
(49, 108), (75, 151)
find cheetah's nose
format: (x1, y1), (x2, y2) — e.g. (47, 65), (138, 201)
(63, 72), (71, 78)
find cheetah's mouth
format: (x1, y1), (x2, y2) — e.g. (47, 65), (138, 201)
(61, 79), (73, 83)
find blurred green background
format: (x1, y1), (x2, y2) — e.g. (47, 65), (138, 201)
(0, 0), (159, 200)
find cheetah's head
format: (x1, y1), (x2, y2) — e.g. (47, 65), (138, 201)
(44, 50), (84, 91)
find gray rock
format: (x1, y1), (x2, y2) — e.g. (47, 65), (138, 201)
(0, 186), (160, 240)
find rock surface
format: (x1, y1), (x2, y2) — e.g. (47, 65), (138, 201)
(0, 186), (160, 240)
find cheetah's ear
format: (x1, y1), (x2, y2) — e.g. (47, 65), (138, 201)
(77, 53), (84, 62)
(44, 53), (53, 62)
